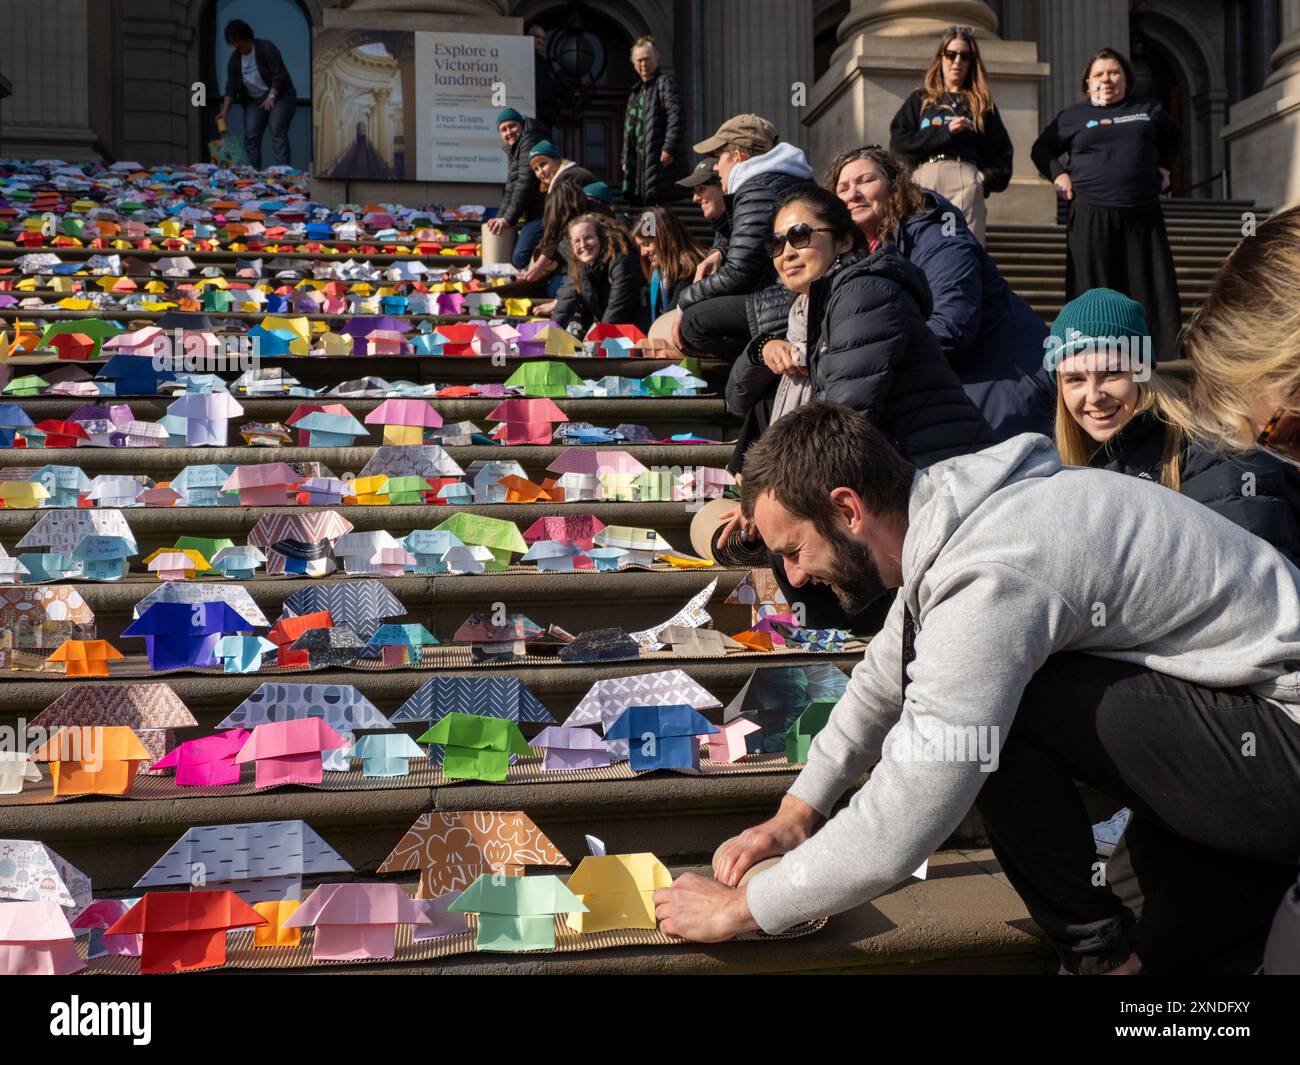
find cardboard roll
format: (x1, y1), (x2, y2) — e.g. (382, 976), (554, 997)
(689, 497), (768, 567)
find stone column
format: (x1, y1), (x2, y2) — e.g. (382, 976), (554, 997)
(804, 0), (1053, 223)
(1224, 0), (1300, 209)
(699, 0), (816, 148)
(373, 86), (393, 164)
(1036, 0), (1129, 125)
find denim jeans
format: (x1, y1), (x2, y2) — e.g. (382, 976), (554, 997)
(512, 217), (544, 270)
(242, 91), (295, 168)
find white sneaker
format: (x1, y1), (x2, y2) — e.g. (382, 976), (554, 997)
(1093, 807), (1131, 857)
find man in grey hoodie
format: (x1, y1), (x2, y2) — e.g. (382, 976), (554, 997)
(653, 402), (1300, 974)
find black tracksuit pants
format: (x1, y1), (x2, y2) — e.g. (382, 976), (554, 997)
(1065, 197), (1183, 363)
(975, 652), (1300, 974)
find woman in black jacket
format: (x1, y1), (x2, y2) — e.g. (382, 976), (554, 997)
(632, 205), (706, 320)
(1032, 47), (1182, 362)
(889, 25), (1012, 244)
(622, 36), (689, 204)
(720, 185), (994, 628)
(552, 214), (646, 331)
(1050, 289), (1300, 563)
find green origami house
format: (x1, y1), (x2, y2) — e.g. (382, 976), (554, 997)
(448, 873), (586, 952)
(785, 697), (837, 763)
(416, 712), (533, 782)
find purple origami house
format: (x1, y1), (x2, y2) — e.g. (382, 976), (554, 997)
(283, 882), (434, 960)
(531, 726), (612, 771)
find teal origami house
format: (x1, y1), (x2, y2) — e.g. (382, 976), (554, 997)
(367, 623), (439, 666)
(350, 733), (428, 777)
(291, 411), (369, 448)
(70, 535), (136, 581)
(449, 873), (586, 952)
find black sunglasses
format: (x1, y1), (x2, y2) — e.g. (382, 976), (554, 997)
(943, 48), (973, 62)
(765, 222), (834, 257)
(1257, 404), (1300, 468)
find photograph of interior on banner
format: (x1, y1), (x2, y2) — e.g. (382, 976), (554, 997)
(313, 27), (535, 183)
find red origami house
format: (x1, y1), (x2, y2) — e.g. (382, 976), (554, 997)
(51, 333), (96, 361)
(267, 610), (334, 668)
(105, 890), (267, 974)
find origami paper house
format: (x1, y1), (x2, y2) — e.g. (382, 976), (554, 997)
(529, 725), (611, 771)
(0, 902), (84, 975)
(450, 873), (586, 952)
(359, 443), (464, 482)
(222, 462), (301, 506)
(566, 668), (722, 762)
(235, 718), (348, 788)
(214, 634), (279, 673)
(364, 398), (443, 445)
(0, 481), (51, 509)
(559, 627), (641, 662)
(211, 545), (267, 580)
(33, 418), (91, 447)
(453, 612), (543, 661)
(133, 581), (269, 628)
(171, 463), (237, 506)
(521, 515), (607, 553)
(279, 580), (406, 642)
(516, 322), (581, 357)
(122, 600), (252, 670)
(249, 511), (353, 576)
(71, 898), (142, 959)
(0, 838), (92, 920)
(367, 623), (438, 666)
(50, 332), (96, 361)
(708, 717), (763, 763)
(220, 682), (392, 771)
(106, 891), (267, 974)
(386, 474), (434, 505)
(505, 360), (583, 397)
(334, 530), (401, 575)
(31, 726), (153, 796)
(436, 481), (474, 504)
(288, 625), (368, 668)
(786, 697), (836, 764)
(604, 704), (719, 772)
(350, 732), (429, 777)
(646, 365), (708, 395)
(433, 512), (527, 569)
(657, 625), (744, 655)
(724, 568), (791, 626)
(724, 663), (849, 754)
(88, 474), (149, 509)
(487, 397), (568, 445)
(290, 410), (369, 448)
(416, 712), (534, 782)
(297, 476), (348, 506)
(150, 728), (251, 785)
(45, 638), (125, 676)
(521, 539), (589, 572)
(593, 524), (669, 568)
(390, 677), (552, 735)
(565, 853), (672, 933)
(251, 899), (301, 947)
(284, 882), (432, 961)
(29, 464), (92, 507)
(69, 535), (136, 581)
(0, 751), (41, 794)
(135, 820), (352, 902)
(16, 550), (75, 583)
(0, 405), (35, 448)
(165, 392), (245, 446)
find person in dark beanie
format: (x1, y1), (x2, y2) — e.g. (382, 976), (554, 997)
(622, 36), (689, 205)
(217, 19), (296, 169)
(1048, 288), (1300, 563)
(519, 140), (599, 292)
(486, 108), (547, 270)
(1032, 47), (1182, 362)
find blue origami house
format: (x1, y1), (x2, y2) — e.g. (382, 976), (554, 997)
(603, 704), (719, 772)
(97, 355), (177, 395)
(121, 601), (255, 671)
(171, 465), (237, 506)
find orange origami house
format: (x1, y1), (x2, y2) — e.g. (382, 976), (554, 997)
(267, 610), (333, 668)
(30, 725), (153, 796)
(105, 891), (267, 974)
(45, 639), (124, 677)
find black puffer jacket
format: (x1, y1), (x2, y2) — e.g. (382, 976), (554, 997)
(498, 119), (547, 225)
(678, 144), (813, 311)
(727, 245), (995, 470)
(553, 251), (646, 331)
(709, 211), (731, 255)
(1087, 411), (1300, 564)
(622, 70), (690, 202)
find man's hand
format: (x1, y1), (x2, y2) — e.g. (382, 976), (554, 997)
(693, 250), (722, 283)
(761, 338), (808, 378)
(485, 217), (507, 235)
(714, 795), (822, 887)
(671, 312), (686, 351)
(714, 505), (757, 548)
(660, 150), (673, 166)
(532, 299), (556, 316)
(261, 95), (277, 112)
(1054, 173), (1073, 201)
(653, 872), (759, 942)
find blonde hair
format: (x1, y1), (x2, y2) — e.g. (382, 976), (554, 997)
(1177, 203), (1300, 450)
(631, 35), (658, 59)
(1054, 371), (1186, 490)
(920, 27), (994, 132)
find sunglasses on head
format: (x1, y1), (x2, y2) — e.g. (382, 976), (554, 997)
(1256, 403), (1300, 468)
(764, 222), (834, 258)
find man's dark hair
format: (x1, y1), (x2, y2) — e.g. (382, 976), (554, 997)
(777, 183), (865, 250)
(225, 19), (254, 44)
(740, 402), (915, 532)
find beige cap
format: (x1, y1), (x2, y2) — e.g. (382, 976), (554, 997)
(693, 113), (779, 156)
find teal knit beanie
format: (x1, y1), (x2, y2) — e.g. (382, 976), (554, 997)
(528, 140), (561, 160)
(495, 108), (524, 126)
(1045, 288), (1153, 377)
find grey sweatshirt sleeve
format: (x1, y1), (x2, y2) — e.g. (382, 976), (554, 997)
(747, 563), (1081, 933)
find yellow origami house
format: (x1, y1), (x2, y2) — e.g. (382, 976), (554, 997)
(252, 899), (302, 947)
(347, 475), (390, 505)
(565, 853), (672, 933)
(0, 481), (51, 509)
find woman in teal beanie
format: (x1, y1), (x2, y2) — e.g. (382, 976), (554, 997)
(1048, 288), (1300, 563)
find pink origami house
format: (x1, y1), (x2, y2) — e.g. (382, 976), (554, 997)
(283, 882), (434, 961)
(0, 901), (85, 975)
(471, 323), (518, 357)
(150, 728), (251, 786)
(234, 718), (347, 788)
(487, 398), (569, 445)
(364, 399), (443, 446)
(222, 463), (302, 506)
(137, 484), (181, 507)
(102, 326), (169, 359)
(708, 718), (763, 763)
(71, 899), (142, 958)
(366, 329), (408, 356)
(371, 546), (416, 577)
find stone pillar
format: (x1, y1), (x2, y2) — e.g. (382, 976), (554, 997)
(699, 0), (816, 149)
(1224, 0), (1300, 209)
(0, 0), (100, 159)
(1037, 0), (1129, 125)
(804, 0), (1054, 223)
(373, 86), (393, 164)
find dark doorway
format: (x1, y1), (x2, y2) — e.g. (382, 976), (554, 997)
(1131, 34), (1186, 195)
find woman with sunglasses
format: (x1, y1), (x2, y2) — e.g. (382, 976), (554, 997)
(828, 145), (1054, 439)
(888, 26), (1011, 245)
(1049, 288), (1300, 564)
(720, 185), (993, 626)
(1032, 47), (1182, 364)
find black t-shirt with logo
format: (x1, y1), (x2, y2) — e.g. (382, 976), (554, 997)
(1031, 97), (1181, 208)
(888, 89), (1015, 194)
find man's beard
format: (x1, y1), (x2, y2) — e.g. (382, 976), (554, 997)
(822, 525), (888, 616)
